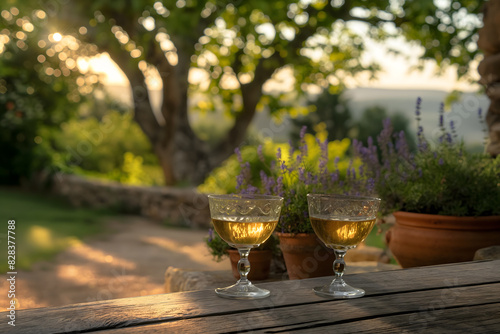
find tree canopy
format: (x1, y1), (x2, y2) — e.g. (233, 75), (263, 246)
(1, 0), (485, 185)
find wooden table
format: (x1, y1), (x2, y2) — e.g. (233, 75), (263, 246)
(4, 260), (500, 333)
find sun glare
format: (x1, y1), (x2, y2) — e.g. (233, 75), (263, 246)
(53, 32), (62, 42)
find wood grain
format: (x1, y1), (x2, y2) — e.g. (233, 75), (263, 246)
(2, 260), (499, 334)
(99, 283), (500, 333)
(293, 303), (500, 333)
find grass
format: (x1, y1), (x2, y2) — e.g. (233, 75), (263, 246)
(365, 224), (388, 249)
(365, 222), (399, 265)
(0, 188), (111, 273)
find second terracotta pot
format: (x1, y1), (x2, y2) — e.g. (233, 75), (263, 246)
(277, 233), (336, 280)
(387, 211), (500, 268)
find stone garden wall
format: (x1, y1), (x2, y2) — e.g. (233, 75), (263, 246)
(51, 174), (211, 228)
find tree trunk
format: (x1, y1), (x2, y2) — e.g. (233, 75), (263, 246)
(478, 0), (500, 157)
(123, 46), (281, 185)
(80, 14), (282, 186)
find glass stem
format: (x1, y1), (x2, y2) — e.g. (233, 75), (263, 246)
(237, 248), (251, 285)
(333, 249), (347, 284)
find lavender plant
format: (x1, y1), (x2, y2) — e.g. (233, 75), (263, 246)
(354, 98), (500, 217)
(235, 127), (377, 234)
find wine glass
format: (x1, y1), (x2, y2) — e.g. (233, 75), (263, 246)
(307, 194), (381, 298)
(208, 194), (283, 299)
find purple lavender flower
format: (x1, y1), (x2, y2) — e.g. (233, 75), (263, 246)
(235, 147), (242, 164)
(377, 118), (394, 164)
(305, 172), (316, 186)
(276, 147), (281, 160)
(288, 139), (294, 159)
(208, 228), (214, 242)
(270, 160), (276, 170)
(276, 176), (284, 197)
(300, 126), (307, 139)
(236, 174), (244, 190)
(263, 174), (275, 194)
(318, 154), (327, 174)
(298, 167), (305, 182)
(260, 170), (268, 193)
(358, 165), (364, 177)
(366, 177), (375, 194)
(478, 108), (483, 118)
(300, 141), (308, 157)
(416, 97), (422, 111)
(418, 168), (423, 178)
(446, 133), (452, 143)
(330, 171), (339, 182)
(439, 114), (444, 128)
(438, 158), (444, 165)
(242, 185), (258, 194)
(395, 131), (410, 160)
(299, 126), (308, 157)
(257, 145), (264, 162)
(280, 160), (287, 172)
(417, 126), (424, 137)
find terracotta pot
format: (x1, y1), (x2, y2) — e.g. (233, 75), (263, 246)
(227, 249), (272, 281)
(277, 233), (336, 280)
(387, 211), (500, 268)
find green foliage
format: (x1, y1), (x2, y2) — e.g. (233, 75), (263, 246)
(19, 0), (482, 116)
(4, 0), (486, 186)
(198, 143), (275, 195)
(354, 106), (416, 152)
(53, 111), (158, 173)
(290, 91), (415, 153)
(355, 101), (500, 217)
(383, 143), (500, 216)
(399, 0), (484, 79)
(234, 130), (375, 234)
(49, 110), (163, 185)
(0, 189), (110, 272)
(0, 8), (93, 184)
(71, 153), (164, 186)
(290, 92), (353, 145)
(204, 229), (230, 262)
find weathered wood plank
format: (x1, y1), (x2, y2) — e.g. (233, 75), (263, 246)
(291, 303), (500, 333)
(98, 282), (500, 333)
(2, 260), (499, 334)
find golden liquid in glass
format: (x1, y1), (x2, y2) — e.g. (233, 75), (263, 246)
(212, 218), (278, 247)
(310, 217), (376, 250)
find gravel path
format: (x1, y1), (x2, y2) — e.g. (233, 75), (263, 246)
(1, 216), (228, 310)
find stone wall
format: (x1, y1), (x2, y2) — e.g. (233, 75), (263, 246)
(51, 174), (211, 228)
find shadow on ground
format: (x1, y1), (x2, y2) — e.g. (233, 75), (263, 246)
(1, 217), (229, 309)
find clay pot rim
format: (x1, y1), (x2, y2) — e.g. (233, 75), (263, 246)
(226, 249), (272, 254)
(276, 232), (316, 237)
(393, 211), (500, 230)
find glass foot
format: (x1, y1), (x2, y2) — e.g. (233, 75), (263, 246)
(215, 281), (270, 299)
(313, 280), (365, 299)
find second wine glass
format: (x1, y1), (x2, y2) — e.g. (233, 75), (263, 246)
(307, 194), (381, 298)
